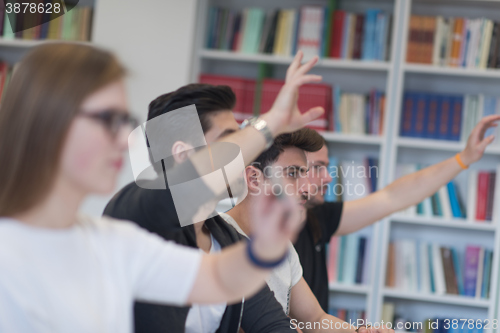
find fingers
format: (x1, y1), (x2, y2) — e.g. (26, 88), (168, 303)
(286, 50), (303, 82)
(295, 55), (320, 78)
(300, 106), (325, 124)
(479, 135), (495, 151)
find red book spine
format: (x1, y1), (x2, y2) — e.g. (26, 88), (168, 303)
(298, 83), (332, 131)
(330, 10), (345, 58)
(486, 172), (496, 221)
(476, 172), (490, 221)
(352, 14), (364, 59)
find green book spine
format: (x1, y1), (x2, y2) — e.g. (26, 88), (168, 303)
(323, 0), (337, 57)
(3, 11), (15, 39)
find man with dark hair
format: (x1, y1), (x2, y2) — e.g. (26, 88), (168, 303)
(219, 129), (393, 333)
(295, 116), (500, 312)
(104, 83), (297, 333)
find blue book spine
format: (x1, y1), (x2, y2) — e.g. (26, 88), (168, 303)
(337, 236), (347, 282)
(207, 7), (217, 48)
(368, 158), (378, 192)
(341, 14), (350, 58)
(451, 248), (464, 295)
(484, 96), (497, 138)
(374, 13), (384, 61)
(334, 86), (342, 132)
(481, 250), (492, 298)
(428, 243), (435, 292)
(291, 10), (301, 56)
(379, 14), (388, 60)
(450, 96), (464, 141)
(447, 182), (463, 218)
(319, 7), (328, 57)
(437, 95), (452, 140)
(355, 237), (367, 284)
(400, 92), (414, 137)
(462, 27), (471, 67)
(343, 234), (360, 284)
(324, 157), (339, 202)
(361, 11), (372, 60)
(410, 93), (424, 137)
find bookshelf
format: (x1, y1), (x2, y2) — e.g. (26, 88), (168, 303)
(376, 0), (500, 332)
(191, 0), (402, 323)
(190, 0), (500, 330)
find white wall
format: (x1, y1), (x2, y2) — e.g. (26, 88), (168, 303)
(80, 0), (199, 217)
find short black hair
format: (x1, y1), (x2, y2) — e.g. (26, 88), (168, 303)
(252, 128), (324, 176)
(148, 83), (236, 133)
(146, 83), (236, 171)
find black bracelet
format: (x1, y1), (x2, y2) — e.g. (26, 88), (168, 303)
(246, 237), (288, 269)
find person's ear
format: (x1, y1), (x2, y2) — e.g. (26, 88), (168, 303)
(171, 141), (194, 164)
(245, 166), (262, 193)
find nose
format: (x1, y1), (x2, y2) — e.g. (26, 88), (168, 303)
(298, 176), (310, 197)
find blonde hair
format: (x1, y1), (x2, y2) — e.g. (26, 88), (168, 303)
(0, 43), (126, 216)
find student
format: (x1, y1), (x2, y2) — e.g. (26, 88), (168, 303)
(220, 129), (392, 333)
(0, 44), (323, 333)
(105, 84), (297, 333)
(295, 116), (500, 312)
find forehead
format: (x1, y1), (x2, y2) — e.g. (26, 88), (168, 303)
(273, 146), (307, 168)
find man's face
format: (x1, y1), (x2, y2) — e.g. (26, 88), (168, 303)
(266, 147), (310, 220)
(203, 111), (240, 144)
(305, 145), (332, 207)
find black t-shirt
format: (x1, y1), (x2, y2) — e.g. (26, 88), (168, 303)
(293, 202), (343, 312)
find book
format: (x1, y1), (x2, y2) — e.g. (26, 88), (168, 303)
(464, 245), (481, 297)
(441, 247), (459, 294)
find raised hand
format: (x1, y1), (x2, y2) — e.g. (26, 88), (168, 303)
(460, 115), (500, 166)
(261, 50), (325, 137)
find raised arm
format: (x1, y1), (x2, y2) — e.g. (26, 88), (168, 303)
(336, 115), (500, 236)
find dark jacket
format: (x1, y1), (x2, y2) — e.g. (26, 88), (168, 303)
(104, 181), (295, 333)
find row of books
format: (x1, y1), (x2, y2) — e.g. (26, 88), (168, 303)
(327, 234), (371, 285)
(199, 73), (385, 134)
(0, 5), (93, 41)
(407, 16), (500, 69)
(400, 92), (500, 142)
(386, 241), (493, 299)
(205, 5), (392, 61)
(328, 308), (365, 323)
(397, 165), (497, 222)
(324, 157), (379, 203)
(334, 90), (385, 135)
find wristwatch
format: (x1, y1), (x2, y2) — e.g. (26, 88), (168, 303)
(240, 117), (274, 150)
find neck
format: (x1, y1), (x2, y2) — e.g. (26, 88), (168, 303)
(12, 177), (86, 229)
(227, 198), (252, 236)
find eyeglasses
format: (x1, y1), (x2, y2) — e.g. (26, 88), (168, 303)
(79, 110), (139, 139)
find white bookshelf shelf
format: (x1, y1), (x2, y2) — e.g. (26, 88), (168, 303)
(396, 137), (500, 155)
(390, 214), (497, 231)
(0, 38), (90, 48)
(383, 288), (492, 308)
(404, 63), (500, 79)
(200, 49), (391, 71)
(329, 283), (371, 294)
(320, 131), (383, 145)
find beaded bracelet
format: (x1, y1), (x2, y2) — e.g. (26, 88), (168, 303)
(246, 237), (288, 269)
